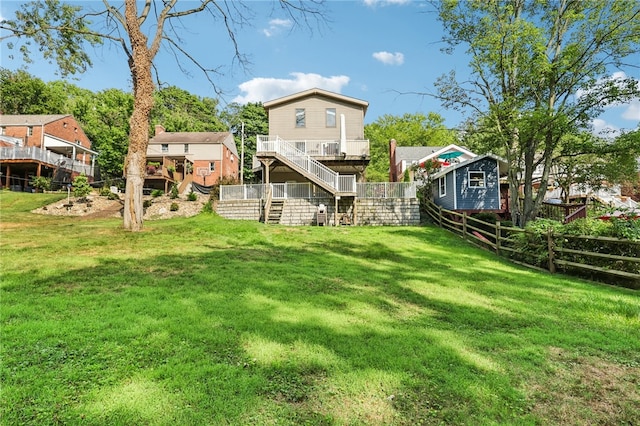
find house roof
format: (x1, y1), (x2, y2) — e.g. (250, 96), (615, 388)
(396, 146), (444, 163)
(263, 88), (369, 116)
(431, 153), (509, 180)
(0, 114), (71, 126)
(396, 144), (476, 165)
(150, 131), (239, 157)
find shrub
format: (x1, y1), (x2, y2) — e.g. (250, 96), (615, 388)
(72, 175), (92, 198)
(609, 216), (640, 241)
(99, 186), (112, 196)
(151, 189), (164, 198)
(106, 191), (120, 201)
(563, 218), (612, 237)
(508, 218), (563, 268)
(143, 199), (153, 208)
(187, 191), (197, 201)
(170, 184), (179, 199)
(201, 201), (214, 214)
(30, 176), (51, 192)
(170, 202), (179, 211)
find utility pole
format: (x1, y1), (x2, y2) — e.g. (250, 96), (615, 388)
(240, 121), (245, 185)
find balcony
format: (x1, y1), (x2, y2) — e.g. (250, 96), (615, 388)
(257, 135), (369, 158)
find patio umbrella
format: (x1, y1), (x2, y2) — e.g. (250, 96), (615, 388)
(438, 151), (464, 159)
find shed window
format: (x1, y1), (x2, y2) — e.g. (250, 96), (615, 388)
(161, 144), (169, 153)
(438, 177), (446, 197)
(326, 108), (336, 127)
(468, 171), (486, 187)
(295, 108), (305, 128)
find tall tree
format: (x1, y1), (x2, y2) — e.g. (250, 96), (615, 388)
(434, 0), (640, 226)
(151, 86), (225, 133)
(552, 130), (640, 203)
(1, 0), (326, 231)
(0, 68), (67, 114)
(364, 112), (457, 182)
(221, 102), (268, 184)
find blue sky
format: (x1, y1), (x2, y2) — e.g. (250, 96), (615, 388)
(1, 0), (638, 134)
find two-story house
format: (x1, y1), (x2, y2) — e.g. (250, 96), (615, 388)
(0, 114), (97, 190)
(145, 125), (239, 193)
(255, 88), (370, 195)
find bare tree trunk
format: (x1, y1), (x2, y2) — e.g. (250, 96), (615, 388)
(122, 0), (154, 231)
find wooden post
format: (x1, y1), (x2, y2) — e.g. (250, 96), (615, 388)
(438, 206), (442, 228)
(496, 221), (501, 255)
(547, 229), (556, 273)
(462, 212), (467, 237)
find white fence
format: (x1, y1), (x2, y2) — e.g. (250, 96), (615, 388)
(220, 182), (417, 201)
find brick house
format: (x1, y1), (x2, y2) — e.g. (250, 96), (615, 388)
(145, 125), (239, 193)
(0, 114), (97, 190)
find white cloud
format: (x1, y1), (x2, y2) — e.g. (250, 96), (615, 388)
(591, 118), (621, 138)
(363, 0), (410, 7)
(372, 51), (404, 65)
(262, 18), (292, 37)
(233, 72), (350, 104)
(622, 100), (640, 121)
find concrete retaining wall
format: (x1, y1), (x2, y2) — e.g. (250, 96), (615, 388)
(215, 197), (421, 226)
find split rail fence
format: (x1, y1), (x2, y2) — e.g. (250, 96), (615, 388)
(423, 199), (640, 288)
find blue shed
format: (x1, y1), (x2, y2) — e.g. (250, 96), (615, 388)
(431, 154), (509, 213)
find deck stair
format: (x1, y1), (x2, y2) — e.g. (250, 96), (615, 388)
(267, 199), (284, 224)
(257, 136), (355, 196)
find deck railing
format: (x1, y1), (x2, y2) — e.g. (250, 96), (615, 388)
(257, 136), (356, 194)
(257, 135), (369, 157)
(0, 146), (93, 176)
(219, 182), (417, 201)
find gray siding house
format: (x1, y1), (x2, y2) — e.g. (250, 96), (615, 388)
(431, 154), (508, 213)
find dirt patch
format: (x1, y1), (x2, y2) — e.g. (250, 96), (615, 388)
(32, 194), (209, 220)
(527, 347), (640, 425)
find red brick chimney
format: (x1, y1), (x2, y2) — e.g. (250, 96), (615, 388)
(389, 138), (397, 182)
(155, 124), (165, 136)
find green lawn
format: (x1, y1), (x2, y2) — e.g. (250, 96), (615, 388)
(1, 191), (639, 425)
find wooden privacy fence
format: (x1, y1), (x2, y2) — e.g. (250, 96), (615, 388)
(423, 199), (640, 288)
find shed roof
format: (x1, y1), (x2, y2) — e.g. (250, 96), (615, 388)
(431, 153), (509, 180)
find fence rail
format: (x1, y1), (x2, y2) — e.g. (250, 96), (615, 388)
(423, 199), (639, 288)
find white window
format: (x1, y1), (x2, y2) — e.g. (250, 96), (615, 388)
(468, 171), (486, 188)
(27, 126), (33, 136)
(0, 126), (4, 135)
(295, 108), (305, 127)
(209, 162), (215, 172)
(326, 108), (336, 127)
(438, 177), (446, 197)
(184, 144), (189, 153)
(161, 144), (168, 153)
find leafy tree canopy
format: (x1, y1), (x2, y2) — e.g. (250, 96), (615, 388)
(364, 112), (457, 182)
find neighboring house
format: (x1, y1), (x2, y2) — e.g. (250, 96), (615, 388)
(389, 139), (476, 182)
(255, 88), (370, 190)
(146, 125), (239, 193)
(0, 114), (97, 190)
(431, 154), (509, 214)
